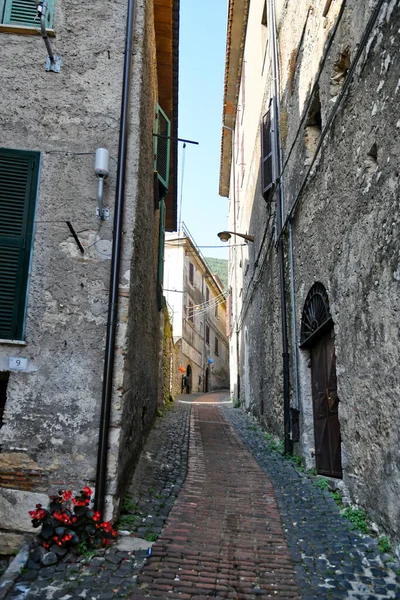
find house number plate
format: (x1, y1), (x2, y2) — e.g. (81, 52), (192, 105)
(8, 357), (28, 371)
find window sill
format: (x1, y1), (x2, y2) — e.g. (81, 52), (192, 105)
(0, 339), (27, 346)
(0, 24), (55, 37)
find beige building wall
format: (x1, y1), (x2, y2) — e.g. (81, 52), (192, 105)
(0, 0), (177, 548)
(164, 231), (230, 395)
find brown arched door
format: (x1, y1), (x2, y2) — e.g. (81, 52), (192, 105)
(204, 367), (210, 392)
(310, 329), (342, 477)
(301, 283), (342, 478)
(186, 364), (192, 394)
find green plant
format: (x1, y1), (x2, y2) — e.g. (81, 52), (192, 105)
(268, 438), (284, 454)
(378, 536), (391, 554)
(232, 398), (240, 408)
(342, 507), (369, 534)
(329, 490), (344, 509)
(145, 533), (158, 542)
(313, 478), (329, 491)
(28, 487), (117, 557)
(157, 409), (164, 418)
(122, 495), (139, 513)
(117, 515), (137, 530)
(76, 541), (96, 560)
(286, 454), (303, 469)
(307, 468), (317, 476)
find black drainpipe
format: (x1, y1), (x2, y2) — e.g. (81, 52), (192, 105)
(94, 0), (137, 517)
(268, 0), (291, 455)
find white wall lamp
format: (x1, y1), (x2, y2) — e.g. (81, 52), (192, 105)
(217, 231), (254, 243)
(95, 148), (110, 219)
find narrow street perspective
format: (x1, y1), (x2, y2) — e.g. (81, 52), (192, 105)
(1, 0), (400, 598)
(4, 394), (400, 599)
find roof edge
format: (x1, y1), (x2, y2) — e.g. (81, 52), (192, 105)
(219, 0), (250, 198)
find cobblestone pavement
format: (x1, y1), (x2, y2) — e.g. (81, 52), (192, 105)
(5, 399), (192, 600)
(4, 394), (400, 600)
(221, 404), (400, 599)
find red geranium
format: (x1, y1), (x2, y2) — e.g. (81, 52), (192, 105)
(29, 485), (117, 556)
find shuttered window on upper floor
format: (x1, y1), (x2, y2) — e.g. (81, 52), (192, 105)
(1, 0), (55, 27)
(0, 148), (40, 340)
(154, 104), (171, 200)
(261, 105), (274, 201)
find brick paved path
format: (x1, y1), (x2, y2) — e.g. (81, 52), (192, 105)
(5, 393), (400, 599)
(133, 398), (299, 599)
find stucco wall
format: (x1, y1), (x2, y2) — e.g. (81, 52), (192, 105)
(0, 0), (163, 536)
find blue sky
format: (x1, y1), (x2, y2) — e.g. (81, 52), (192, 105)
(178, 0), (229, 258)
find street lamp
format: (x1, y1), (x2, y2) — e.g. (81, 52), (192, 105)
(218, 231), (254, 243)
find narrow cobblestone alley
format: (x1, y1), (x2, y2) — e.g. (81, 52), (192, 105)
(134, 396), (299, 599)
(4, 394), (400, 600)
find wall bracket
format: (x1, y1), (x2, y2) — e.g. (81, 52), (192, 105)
(45, 55), (62, 72)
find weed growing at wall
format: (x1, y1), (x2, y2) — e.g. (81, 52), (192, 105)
(378, 536), (391, 554)
(117, 493), (144, 532)
(342, 507), (369, 534)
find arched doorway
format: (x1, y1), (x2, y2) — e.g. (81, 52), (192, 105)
(300, 283), (342, 478)
(186, 364), (192, 394)
(205, 367), (210, 392)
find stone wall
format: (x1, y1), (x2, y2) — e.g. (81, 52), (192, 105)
(224, 0), (400, 541)
(284, 0), (400, 539)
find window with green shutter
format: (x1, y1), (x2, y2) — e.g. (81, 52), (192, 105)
(154, 105), (171, 200)
(157, 198), (166, 311)
(0, 148), (40, 340)
(1, 0), (55, 28)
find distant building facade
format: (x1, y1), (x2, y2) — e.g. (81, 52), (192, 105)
(164, 227), (230, 395)
(220, 0), (400, 544)
(0, 0), (179, 550)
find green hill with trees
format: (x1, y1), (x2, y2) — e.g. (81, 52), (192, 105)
(205, 257), (228, 290)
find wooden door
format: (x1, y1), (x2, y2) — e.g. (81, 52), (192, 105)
(310, 329), (342, 478)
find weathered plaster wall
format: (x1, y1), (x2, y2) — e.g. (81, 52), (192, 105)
(0, 0), (163, 535)
(229, 0), (400, 540)
(115, 0), (162, 505)
(284, 0), (400, 537)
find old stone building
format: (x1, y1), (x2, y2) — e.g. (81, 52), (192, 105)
(0, 0), (179, 550)
(164, 227), (230, 395)
(220, 0), (400, 544)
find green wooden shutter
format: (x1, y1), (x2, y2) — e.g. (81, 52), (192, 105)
(3, 0), (54, 27)
(261, 106), (274, 200)
(0, 149), (40, 340)
(157, 199), (166, 311)
(154, 105), (171, 199)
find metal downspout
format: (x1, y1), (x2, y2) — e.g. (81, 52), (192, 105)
(94, 0), (137, 517)
(268, 0), (291, 454)
(39, 2), (54, 64)
(289, 220), (300, 410)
